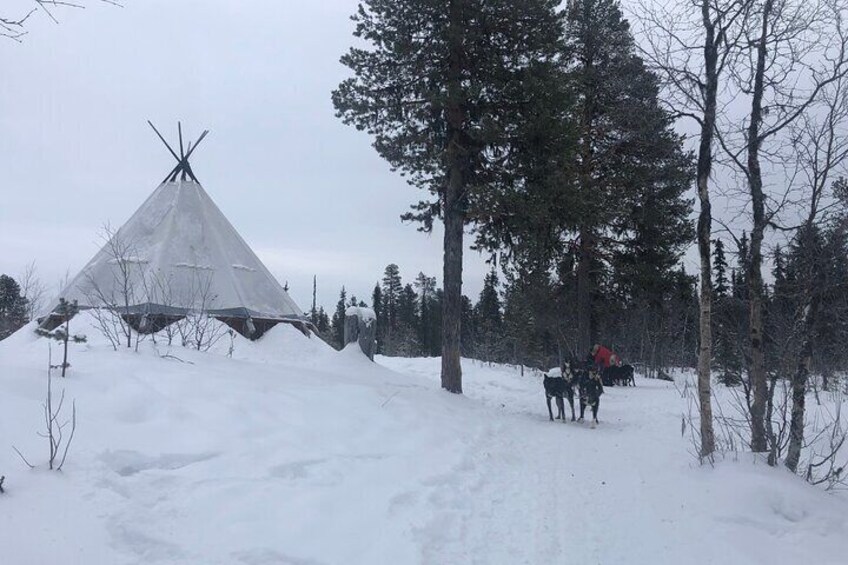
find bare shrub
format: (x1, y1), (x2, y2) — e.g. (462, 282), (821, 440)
(12, 345), (78, 471)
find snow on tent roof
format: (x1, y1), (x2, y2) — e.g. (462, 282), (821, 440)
(345, 306), (376, 322)
(50, 123), (306, 329)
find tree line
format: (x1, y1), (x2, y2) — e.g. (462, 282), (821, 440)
(312, 259), (700, 375)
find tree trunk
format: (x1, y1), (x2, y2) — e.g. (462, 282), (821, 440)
(695, 0), (719, 458)
(441, 0), (466, 394)
(785, 301), (817, 472)
(746, 0), (773, 455)
(62, 318), (70, 378)
(577, 226), (593, 355)
(576, 41), (597, 358)
(786, 222), (823, 471)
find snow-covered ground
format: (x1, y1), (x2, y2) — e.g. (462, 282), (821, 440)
(1, 315), (847, 564)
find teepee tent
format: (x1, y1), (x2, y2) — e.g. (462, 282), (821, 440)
(41, 123), (308, 339)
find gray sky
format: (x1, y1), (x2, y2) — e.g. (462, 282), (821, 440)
(0, 0), (493, 312)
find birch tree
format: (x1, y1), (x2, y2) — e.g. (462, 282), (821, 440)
(635, 0), (753, 459)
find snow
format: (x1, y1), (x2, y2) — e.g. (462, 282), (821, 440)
(1, 317), (847, 564)
(345, 306), (376, 322)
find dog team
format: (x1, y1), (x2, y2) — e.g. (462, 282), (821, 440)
(543, 344), (635, 427)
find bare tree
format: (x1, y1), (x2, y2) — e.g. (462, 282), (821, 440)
(83, 223), (143, 349)
(18, 261), (46, 322)
(715, 0), (848, 457)
(13, 344), (77, 471)
(1, 1), (121, 41)
(635, 0), (753, 459)
(781, 79), (848, 471)
(176, 269), (225, 352)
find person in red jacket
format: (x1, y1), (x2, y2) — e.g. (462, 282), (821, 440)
(590, 343), (620, 370)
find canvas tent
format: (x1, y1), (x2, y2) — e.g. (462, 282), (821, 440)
(40, 124), (308, 339)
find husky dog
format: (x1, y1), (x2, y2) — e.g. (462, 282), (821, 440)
(543, 361), (577, 422)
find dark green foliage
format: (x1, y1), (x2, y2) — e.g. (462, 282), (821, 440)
(315, 307), (331, 335)
(414, 273), (440, 356)
(472, 0), (694, 369)
(371, 284), (384, 353)
(381, 264), (402, 340)
(713, 238), (741, 385)
(333, 0), (566, 230)
(713, 239), (729, 298)
(0, 274), (28, 340)
(473, 268), (504, 362)
(331, 287), (347, 349)
(735, 231), (749, 300)
(761, 221), (848, 387)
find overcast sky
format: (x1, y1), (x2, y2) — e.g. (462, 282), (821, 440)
(0, 0), (495, 312)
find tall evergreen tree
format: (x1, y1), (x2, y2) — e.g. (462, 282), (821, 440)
(474, 268), (503, 361)
(735, 231), (749, 299)
(371, 283), (385, 354)
(564, 0), (694, 353)
(713, 239), (729, 298)
(460, 294), (474, 356)
(316, 307), (331, 335)
(334, 0), (566, 393)
(381, 264), (402, 337)
(331, 287), (347, 349)
(473, 0), (694, 359)
(414, 272), (438, 355)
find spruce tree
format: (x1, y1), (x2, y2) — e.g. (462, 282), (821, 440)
(381, 264), (402, 336)
(0, 274), (28, 340)
(474, 268), (503, 361)
(460, 294), (474, 356)
(473, 0), (694, 357)
(331, 287), (347, 349)
(564, 0), (694, 353)
(371, 284), (384, 354)
(316, 307), (331, 335)
(713, 239), (729, 298)
(334, 0), (566, 393)
(414, 273), (438, 355)
(736, 231), (749, 299)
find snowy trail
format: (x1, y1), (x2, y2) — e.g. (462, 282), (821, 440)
(1, 320), (847, 564)
(381, 357), (848, 565)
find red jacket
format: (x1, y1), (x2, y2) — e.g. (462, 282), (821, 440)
(593, 345), (616, 369)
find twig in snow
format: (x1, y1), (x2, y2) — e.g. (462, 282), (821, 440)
(158, 352), (194, 365)
(12, 446), (34, 469)
(381, 391), (400, 408)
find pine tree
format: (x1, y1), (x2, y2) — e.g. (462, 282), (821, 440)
(474, 268), (503, 361)
(472, 0), (694, 358)
(713, 239), (729, 298)
(331, 287), (347, 349)
(460, 294), (475, 356)
(371, 283), (384, 354)
(334, 0), (566, 393)
(736, 231), (749, 299)
(381, 264), (402, 336)
(0, 274), (28, 340)
(316, 307), (331, 334)
(565, 0), (695, 353)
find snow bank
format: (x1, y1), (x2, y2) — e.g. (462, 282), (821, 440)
(345, 305), (376, 322)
